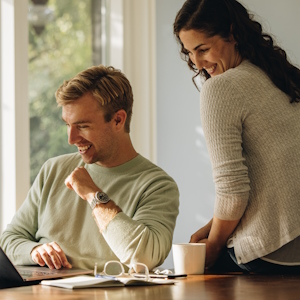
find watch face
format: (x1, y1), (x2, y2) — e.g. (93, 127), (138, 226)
(90, 192), (110, 210)
(95, 192), (110, 204)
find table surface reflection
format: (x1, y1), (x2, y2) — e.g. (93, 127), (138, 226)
(0, 273), (299, 300)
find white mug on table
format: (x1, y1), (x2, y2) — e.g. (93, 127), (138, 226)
(172, 243), (206, 275)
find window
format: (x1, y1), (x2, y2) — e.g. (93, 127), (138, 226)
(29, 0), (102, 183)
(0, 0), (154, 233)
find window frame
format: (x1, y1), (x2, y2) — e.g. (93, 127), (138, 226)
(0, 0), (30, 232)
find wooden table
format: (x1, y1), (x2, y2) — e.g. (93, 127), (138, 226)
(0, 274), (299, 299)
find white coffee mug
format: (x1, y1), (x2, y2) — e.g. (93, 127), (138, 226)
(172, 243), (206, 275)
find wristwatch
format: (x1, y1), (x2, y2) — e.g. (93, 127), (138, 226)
(89, 191), (111, 210)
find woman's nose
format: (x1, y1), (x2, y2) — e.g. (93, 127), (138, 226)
(194, 56), (204, 71)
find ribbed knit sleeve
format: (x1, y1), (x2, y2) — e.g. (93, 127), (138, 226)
(200, 73), (250, 220)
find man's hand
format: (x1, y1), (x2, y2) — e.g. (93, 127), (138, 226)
(65, 166), (122, 233)
(31, 242), (72, 269)
(65, 166), (99, 202)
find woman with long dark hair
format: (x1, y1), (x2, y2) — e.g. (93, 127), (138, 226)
(174, 0), (300, 274)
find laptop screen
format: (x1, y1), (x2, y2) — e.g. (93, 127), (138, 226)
(0, 246), (93, 288)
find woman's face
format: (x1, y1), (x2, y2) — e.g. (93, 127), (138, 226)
(179, 29), (242, 77)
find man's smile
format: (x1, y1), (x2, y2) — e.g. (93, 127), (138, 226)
(77, 144), (92, 154)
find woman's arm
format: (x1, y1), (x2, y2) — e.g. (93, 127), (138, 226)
(197, 216), (240, 268)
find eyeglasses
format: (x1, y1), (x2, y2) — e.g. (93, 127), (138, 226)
(94, 260), (150, 281)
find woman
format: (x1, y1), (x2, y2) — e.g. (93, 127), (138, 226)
(174, 0), (300, 274)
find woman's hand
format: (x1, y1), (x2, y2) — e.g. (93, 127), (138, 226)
(190, 218), (213, 243)
(190, 216), (240, 269)
(197, 238), (223, 268)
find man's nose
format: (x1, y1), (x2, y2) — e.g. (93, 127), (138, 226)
(68, 126), (80, 145)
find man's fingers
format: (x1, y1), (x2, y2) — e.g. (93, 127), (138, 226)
(50, 242), (72, 268)
(31, 250), (45, 267)
(31, 246), (55, 269)
(40, 243), (60, 269)
(64, 175), (73, 189)
(31, 242), (72, 269)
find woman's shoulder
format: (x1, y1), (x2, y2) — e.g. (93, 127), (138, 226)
(229, 60), (266, 80)
(201, 60), (268, 98)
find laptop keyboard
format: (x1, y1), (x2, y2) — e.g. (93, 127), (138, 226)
(19, 268), (61, 278)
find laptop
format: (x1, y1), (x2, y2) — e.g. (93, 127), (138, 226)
(0, 246), (93, 288)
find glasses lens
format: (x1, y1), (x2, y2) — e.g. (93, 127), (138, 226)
(104, 261), (124, 276)
(130, 263), (149, 280)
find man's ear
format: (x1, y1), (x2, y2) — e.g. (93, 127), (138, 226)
(113, 110), (127, 130)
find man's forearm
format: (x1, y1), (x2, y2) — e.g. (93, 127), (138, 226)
(91, 200), (122, 233)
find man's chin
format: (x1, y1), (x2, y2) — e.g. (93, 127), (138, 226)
(80, 155), (96, 165)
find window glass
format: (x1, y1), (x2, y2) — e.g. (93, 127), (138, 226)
(29, 0), (93, 183)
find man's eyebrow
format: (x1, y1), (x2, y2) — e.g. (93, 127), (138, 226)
(61, 118), (92, 124)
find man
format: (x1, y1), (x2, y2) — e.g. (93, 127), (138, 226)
(0, 65), (179, 271)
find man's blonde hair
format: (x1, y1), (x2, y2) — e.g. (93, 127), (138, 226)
(55, 65), (133, 132)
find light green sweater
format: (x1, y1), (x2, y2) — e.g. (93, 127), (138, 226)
(0, 153), (179, 270)
(200, 60), (300, 264)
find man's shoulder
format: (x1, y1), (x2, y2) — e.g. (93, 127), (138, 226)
(133, 154), (165, 172)
(41, 152), (83, 175)
(45, 152), (81, 165)
(134, 155), (177, 184)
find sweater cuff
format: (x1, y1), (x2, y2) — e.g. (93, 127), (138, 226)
(9, 242), (41, 265)
(214, 193), (248, 220)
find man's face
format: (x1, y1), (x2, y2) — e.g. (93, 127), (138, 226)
(62, 93), (117, 166)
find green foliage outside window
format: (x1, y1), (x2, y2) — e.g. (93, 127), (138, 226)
(29, 0), (92, 183)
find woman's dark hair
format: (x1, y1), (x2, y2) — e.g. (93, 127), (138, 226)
(173, 0), (300, 103)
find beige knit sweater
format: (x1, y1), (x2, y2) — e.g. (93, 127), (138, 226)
(200, 60), (300, 264)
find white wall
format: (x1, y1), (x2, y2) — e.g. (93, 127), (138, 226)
(156, 0), (300, 269)
(240, 0), (300, 66)
(156, 0), (214, 269)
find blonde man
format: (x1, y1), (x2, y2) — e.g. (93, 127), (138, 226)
(1, 65), (179, 271)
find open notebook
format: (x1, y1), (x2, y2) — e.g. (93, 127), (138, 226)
(41, 275), (176, 289)
(0, 246), (93, 289)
